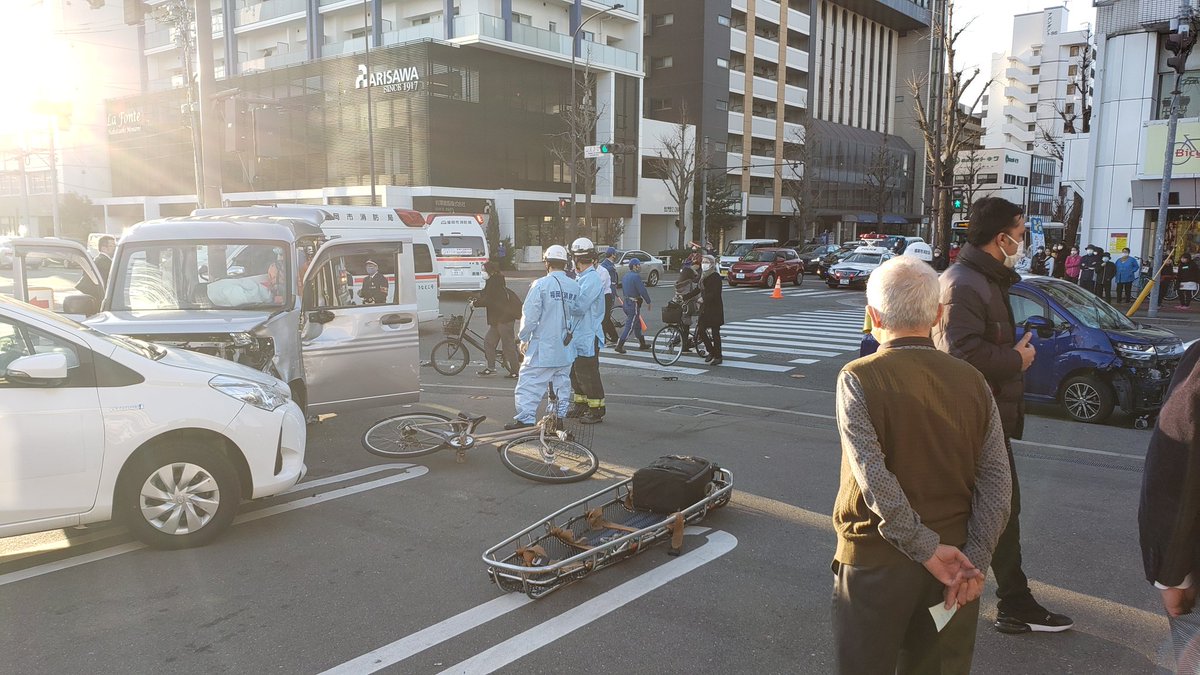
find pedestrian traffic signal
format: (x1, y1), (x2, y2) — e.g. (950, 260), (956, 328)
(599, 144), (615, 154)
(1166, 29), (1196, 75)
(951, 188), (965, 212)
(557, 197), (571, 217)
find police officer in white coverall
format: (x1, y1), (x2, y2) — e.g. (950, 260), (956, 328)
(505, 245), (582, 430)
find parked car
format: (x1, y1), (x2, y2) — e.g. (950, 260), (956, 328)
(795, 244), (842, 274)
(860, 275), (1185, 427)
(826, 247), (894, 288)
(728, 247), (805, 287)
(815, 245), (861, 279)
(0, 295), (306, 549)
(608, 248), (665, 287)
(718, 238), (778, 276)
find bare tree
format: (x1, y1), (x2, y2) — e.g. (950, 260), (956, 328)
(783, 110), (828, 243)
(657, 107), (701, 251)
(864, 138), (902, 231)
(908, 1), (990, 250)
(695, 171), (744, 244)
(956, 145), (987, 208)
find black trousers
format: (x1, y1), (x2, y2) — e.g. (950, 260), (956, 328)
(601, 294), (619, 343)
(832, 559), (981, 675)
(1117, 281), (1133, 303)
(1184, 289), (1196, 307)
(992, 439), (1033, 612)
(1097, 279), (1112, 302)
(699, 324), (722, 359)
(569, 346), (605, 414)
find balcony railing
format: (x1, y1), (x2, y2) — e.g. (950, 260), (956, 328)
(585, 0), (638, 14)
(241, 49), (308, 74)
(453, 14), (638, 71)
(237, 0), (306, 28)
(382, 23), (447, 47)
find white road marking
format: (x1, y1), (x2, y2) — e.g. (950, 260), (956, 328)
(720, 326), (863, 346)
(437, 529), (738, 675)
(719, 335), (843, 355)
(606, 346), (757, 360)
(0, 465), (427, 587)
(714, 340), (845, 357)
(789, 358), (820, 364)
(598, 356), (706, 376)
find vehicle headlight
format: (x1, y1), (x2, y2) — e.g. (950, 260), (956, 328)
(209, 374), (290, 411)
(1115, 342), (1155, 361)
(1156, 341), (1185, 358)
(753, 265), (769, 274)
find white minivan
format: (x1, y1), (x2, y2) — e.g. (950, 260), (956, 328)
(425, 213), (489, 293)
(0, 296), (306, 549)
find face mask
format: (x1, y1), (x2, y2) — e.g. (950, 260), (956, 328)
(1001, 234), (1025, 269)
(366, 266), (378, 275)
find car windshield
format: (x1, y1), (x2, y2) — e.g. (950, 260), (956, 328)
(433, 235), (486, 257)
(843, 253), (883, 265)
(1040, 280), (1137, 330)
(111, 241), (290, 311)
(724, 243), (760, 257)
(741, 251), (777, 262)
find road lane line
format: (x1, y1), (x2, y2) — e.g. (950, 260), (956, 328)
(437, 529), (738, 675)
(280, 463), (417, 495)
(319, 594), (534, 675)
(0, 466), (428, 587)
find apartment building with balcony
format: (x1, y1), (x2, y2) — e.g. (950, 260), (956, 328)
(103, 0), (643, 253)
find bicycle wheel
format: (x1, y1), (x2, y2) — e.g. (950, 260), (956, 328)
(363, 413), (452, 459)
(500, 435), (599, 483)
(692, 327), (709, 359)
(430, 339), (470, 376)
(1164, 279), (1180, 302)
(609, 304), (626, 331)
(652, 325), (684, 366)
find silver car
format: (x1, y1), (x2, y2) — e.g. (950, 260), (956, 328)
(608, 248), (665, 287)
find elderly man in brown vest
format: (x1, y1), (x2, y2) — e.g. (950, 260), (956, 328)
(831, 256), (1012, 675)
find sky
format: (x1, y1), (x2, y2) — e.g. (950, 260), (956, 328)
(955, 0), (1097, 78)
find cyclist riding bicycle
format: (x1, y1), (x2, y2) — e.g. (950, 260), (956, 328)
(673, 257), (701, 352)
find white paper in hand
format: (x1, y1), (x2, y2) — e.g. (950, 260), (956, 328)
(929, 602), (959, 632)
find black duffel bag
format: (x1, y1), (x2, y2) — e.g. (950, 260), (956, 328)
(631, 455), (718, 514)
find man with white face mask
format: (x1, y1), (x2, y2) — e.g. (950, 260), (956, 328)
(933, 197), (1074, 636)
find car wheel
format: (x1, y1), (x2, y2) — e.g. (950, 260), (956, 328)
(793, 269), (803, 286)
(764, 272), (776, 288)
(646, 270), (660, 287)
(1061, 374), (1115, 424)
(118, 441), (242, 549)
(827, 282), (838, 289)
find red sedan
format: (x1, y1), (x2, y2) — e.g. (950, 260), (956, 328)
(728, 247), (805, 287)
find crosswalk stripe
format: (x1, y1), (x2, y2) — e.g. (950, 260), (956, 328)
(737, 319), (863, 332)
(789, 358), (820, 364)
(719, 330), (863, 349)
(718, 336), (844, 356)
(606, 347), (757, 360)
(598, 356), (706, 376)
(601, 348), (793, 372)
(720, 323), (862, 339)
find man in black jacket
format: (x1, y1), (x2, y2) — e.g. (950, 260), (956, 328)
(1140, 342), (1200, 671)
(933, 197), (1074, 635)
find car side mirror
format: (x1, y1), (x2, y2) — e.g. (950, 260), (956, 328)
(5, 352), (69, 386)
(63, 294), (98, 316)
(309, 309), (335, 325)
(1021, 315), (1056, 339)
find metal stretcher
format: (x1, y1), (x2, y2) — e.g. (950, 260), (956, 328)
(483, 468), (733, 599)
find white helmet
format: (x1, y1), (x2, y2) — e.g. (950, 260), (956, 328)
(570, 237), (596, 259)
(543, 244), (569, 262)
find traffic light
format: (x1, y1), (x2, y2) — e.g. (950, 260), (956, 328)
(557, 197), (571, 217)
(598, 143), (633, 154)
(951, 188), (965, 212)
(1166, 28), (1196, 75)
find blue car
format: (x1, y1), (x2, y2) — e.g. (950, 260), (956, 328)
(859, 276), (1186, 427)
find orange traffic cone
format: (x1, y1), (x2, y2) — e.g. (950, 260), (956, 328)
(770, 276), (784, 299)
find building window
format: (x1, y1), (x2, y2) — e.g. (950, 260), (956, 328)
(1068, 64), (1078, 77)
(513, 12), (532, 26)
(716, 57), (729, 69)
(716, 99), (728, 111)
(1067, 84), (1077, 95)
(652, 56), (673, 69)
(1028, 105), (1036, 113)
(718, 15), (731, 27)
(714, 141), (728, 153)
(1031, 67), (1040, 75)
(412, 17), (432, 26)
(1032, 47), (1041, 56)
(1066, 102), (1075, 114)
(1028, 124), (1036, 132)
(1027, 143), (1034, 151)
(549, 21), (557, 33)
(653, 13), (674, 27)
(652, 98), (671, 111)
(1030, 85), (1039, 94)
(1070, 45), (1080, 57)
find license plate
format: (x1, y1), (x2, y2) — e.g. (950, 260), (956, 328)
(840, 279), (850, 285)
(736, 273), (745, 279)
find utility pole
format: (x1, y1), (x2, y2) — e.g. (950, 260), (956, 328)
(1150, 5), (1197, 318)
(927, 0), (948, 246)
(700, 136), (710, 248)
(48, 118), (60, 238)
(160, 1), (205, 208)
(362, 0), (377, 205)
(17, 147), (33, 237)
(194, 0), (222, 208)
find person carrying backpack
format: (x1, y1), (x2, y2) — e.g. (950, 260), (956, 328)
(474, 260), (520, 378)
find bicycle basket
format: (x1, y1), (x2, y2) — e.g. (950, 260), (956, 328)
(442, 315), (464, 336)
(661, 302), (683, 325)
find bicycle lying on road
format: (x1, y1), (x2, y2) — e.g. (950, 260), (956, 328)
(430, 298), (519, 376)
(361, 384), (599, 483)
(651, 298), (708, 366)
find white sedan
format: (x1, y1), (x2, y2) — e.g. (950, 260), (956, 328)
(0, 296), (306, 549)
(608, 249), (666, 287)
(826, 247), (895, 289)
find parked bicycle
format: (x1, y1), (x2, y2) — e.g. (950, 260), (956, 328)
(362, 384), (599, 483)
(651, 297), (708, 366)
(1135, 260), (1180, 302)
(430, 298), (518, 376)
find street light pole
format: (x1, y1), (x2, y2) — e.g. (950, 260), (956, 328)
(362, 0), (377, 205)
(569, 3), (623, 232)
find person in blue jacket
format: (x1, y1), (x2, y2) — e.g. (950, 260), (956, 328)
(615, 258), (652, 353)
(1115, 248), (1140, 304)
(567, 237), (606, 423)
(506, 245), (582, 430)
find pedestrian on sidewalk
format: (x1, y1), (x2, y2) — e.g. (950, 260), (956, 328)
(1178, 253), (1198, 309)
(507, 245), (581, 430)
(682, 254), (725, 365)
(1078, 246), (1100, 293)
(1096, 252), (1116, 303)
(933, 196), (1075, 636)
(674, 256), (700, 352)
(1115, 248), (1139, 303)
(1050, 244), (1066, 280)
(566, 238), (606, 424)
(1030, 246), (1048, 276)
(473, 260), (520, 378)
(600, 247), (621, 346)
(932, 246), (948, 272)
(1139, 341), (1200, 673)
(615, 258), (651, 353)
(1064, 247), (1082, 284)
(831, 256), (1012, 675)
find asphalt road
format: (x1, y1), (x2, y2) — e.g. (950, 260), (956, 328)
(1, 269), (1194, 673)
